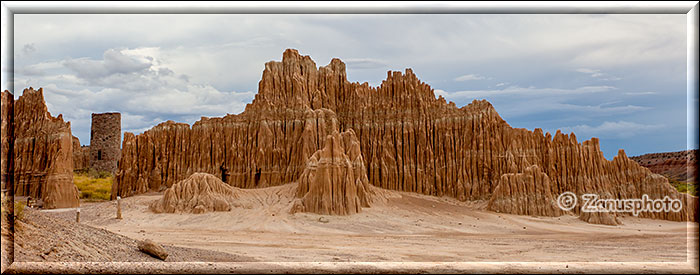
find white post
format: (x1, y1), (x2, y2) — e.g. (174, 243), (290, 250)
(116, 196), (122, 219)
(76, 208), (80, 223)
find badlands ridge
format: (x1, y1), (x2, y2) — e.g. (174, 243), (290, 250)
(1, 49), (697, 225)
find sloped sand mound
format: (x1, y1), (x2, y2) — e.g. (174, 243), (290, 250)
(149, 173), (238, 214)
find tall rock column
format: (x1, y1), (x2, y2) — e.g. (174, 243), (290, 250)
(12, 88), (79, 209)
(72, 136), (89, 171)
(487, 165), (563, 217)
(292, 129), (372, 215)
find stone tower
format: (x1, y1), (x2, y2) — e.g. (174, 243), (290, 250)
(90, 112), (121, 173)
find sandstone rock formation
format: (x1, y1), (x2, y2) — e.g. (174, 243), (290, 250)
(292, 129), (372, 215)
(9, 88), (80, 209)
(487, 165), (563, 217)
(72, 136), (89, 171)
(113, 106), (340, 198)
(113, 49), (698, 223)
(149, 173), (238, 214)
(631, 150), (698, 184)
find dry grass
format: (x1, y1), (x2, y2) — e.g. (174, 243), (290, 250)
(74, 170), (113, 201)
(14, 201), (25, 221)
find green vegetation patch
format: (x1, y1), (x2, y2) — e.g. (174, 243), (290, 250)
(669, 179), (697, 197)
(74, 169), (113, 201)
(14, 201), (25, 222)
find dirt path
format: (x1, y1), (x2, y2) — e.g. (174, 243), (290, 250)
(40, 184), (697, 263)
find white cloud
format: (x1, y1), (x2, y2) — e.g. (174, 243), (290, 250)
(435, 85), (651, 119)
(575, 68), (621, 81)
(576, 68), (603, 77)
(16, 47), (256, 143)
(344, 58), (387, 69)
(575, 68), (598, 74)
(624, 91), (657, 96)
(440, 85), (616, 99)
(560, 121), (663, 139)
(433, 89), (448, 99)
(64, 49), (152, 80)
(19, 61), (64, 76)
(454, 74), (486, 81)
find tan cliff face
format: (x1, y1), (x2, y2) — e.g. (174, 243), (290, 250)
(110, 49), (697, 223)
(5, 88), (80, 209)
(72, 136), (89, 171)
(292, 128), (373, 215)
(487, 165), (564, 218)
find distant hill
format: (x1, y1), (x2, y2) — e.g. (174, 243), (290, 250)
(631, 150), (698, 184)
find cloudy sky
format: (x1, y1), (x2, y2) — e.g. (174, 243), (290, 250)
(7, 13), (694, 159)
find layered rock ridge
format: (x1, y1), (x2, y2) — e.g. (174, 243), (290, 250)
(72, 136), (89, 171)
(9, 88), (80, 208)
(631, 150), (698, 184)
(487, 165), (563, 217)
(292, 129), (372, 215)
(113, 49), (697, 222)
(113, 107), (340, 198)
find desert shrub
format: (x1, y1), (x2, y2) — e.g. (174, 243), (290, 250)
(677, 183), (697, 196)
(74, 171), (113, 201)
(82, 168), (112, 179)
(14, 201), (25, 221)
(669, 179), (698, 196)
(97, 170), (112, 179)
(73, 167), (89, 174)
(80, 190), (95, 199)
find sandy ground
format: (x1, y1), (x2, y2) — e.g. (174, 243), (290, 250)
(11, 208), (253, 263)
(35, 183), (697, 265)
